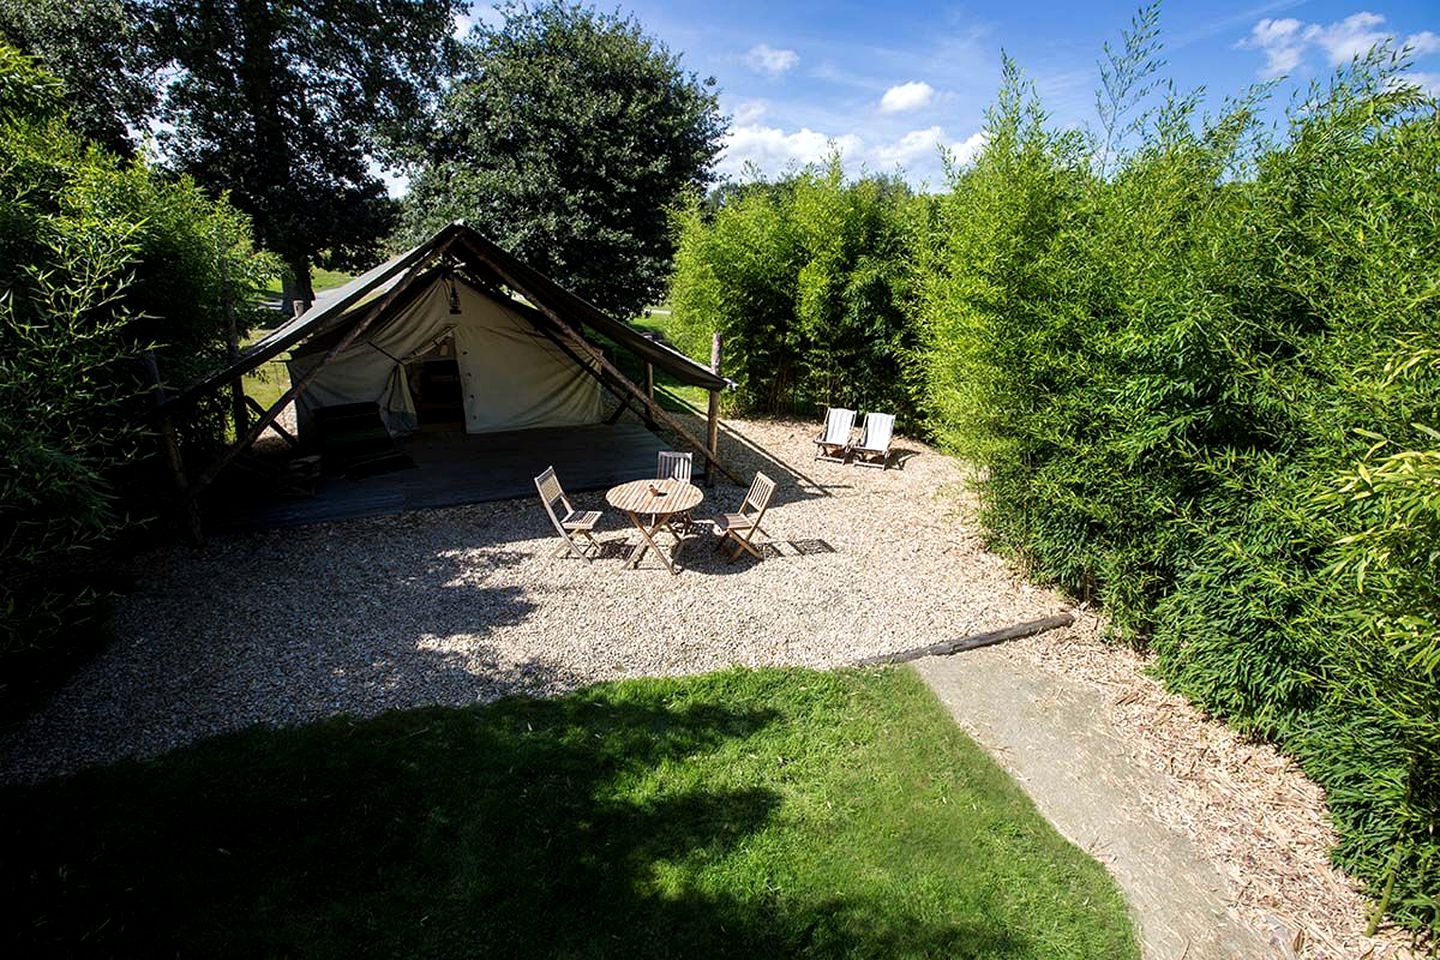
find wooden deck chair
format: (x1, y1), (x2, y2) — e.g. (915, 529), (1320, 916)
(813, 407), (856, 462)
(714, 471), (776, 562)
(656, 450), (695, 534)
(851, 412), (895, 469)
(534, 466), (602, 560)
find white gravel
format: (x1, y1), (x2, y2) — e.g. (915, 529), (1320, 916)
(0, 417), (1064, 782)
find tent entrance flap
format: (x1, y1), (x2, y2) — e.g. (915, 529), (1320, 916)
(286, 276), (603, 439)
(407, 336), (465, 429)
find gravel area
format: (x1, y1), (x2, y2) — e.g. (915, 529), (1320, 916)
(0, 414), (1409, 956)
(0, 417), (1061, 782)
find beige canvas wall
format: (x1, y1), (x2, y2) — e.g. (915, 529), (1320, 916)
(287, 277), (602, 437)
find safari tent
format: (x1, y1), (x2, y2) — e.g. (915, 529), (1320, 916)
(283, 271), (606, 439)
(156, 222), (735, 537)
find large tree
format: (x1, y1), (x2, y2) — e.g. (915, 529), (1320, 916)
(0, 0), (159, 155)
(150, 0), (464, 305)
(402, 0), (725, 318)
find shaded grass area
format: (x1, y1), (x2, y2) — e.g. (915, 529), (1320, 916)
(242, 358), (290, 413)
(0, 668), (1134, 958)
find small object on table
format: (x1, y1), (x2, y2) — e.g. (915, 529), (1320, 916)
(606, 478), (704, 574)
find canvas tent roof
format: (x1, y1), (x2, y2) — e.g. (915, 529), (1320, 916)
(162, 222), (727, 414)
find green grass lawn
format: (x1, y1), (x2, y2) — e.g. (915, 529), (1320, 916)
(612, 306), (712, 411)
(0, 668), (1135, 958)
(261, 266), (356, 297)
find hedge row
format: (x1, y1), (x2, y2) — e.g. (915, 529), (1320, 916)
(0, 45), (274, 690)
(669, 45), (1438, 935)
(919, 51), (1438, 933)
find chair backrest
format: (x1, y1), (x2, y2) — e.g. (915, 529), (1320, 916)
(740, 471), (777, 521)
(657, 450), (693, 482)
(859, 412), (895, 451)
(822, 407), (856, 444)
(534, 466), (570, 531)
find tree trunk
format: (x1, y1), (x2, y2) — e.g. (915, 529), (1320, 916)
(281, 252), (315, 316)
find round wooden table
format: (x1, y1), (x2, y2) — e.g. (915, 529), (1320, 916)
(606, 478), (704, 574)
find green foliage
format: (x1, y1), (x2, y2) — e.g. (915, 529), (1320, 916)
(0, 0), (158, 154)
(150, 0), (463, 299)
(0, 668), (1138, 957)
(916, 15), (1440, 934)
(669, 159), (920, 420)
(0, 44), (274, 690)
(402, 0), (724, 319)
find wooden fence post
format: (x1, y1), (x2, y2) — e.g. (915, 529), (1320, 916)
(221, 247), (247, 437)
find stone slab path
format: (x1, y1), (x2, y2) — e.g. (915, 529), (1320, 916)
(916, 652), (1274, 960)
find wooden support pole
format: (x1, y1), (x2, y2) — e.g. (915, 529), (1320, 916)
(644, 362), (655, 427)
(142, 351), (204, 546)
(703, 333), (723, 485)
(221, 242), (247, 437)
(854, 613), (1077, 666)
(245, 396), (299, 447)
(705, 389), (721, 486)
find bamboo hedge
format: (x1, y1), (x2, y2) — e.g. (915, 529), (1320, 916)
(669, 24), (1439, 936)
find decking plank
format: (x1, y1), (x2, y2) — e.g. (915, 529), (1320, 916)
(226, 423), (666, 530)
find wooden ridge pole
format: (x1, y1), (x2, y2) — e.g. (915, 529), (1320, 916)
(644, 362), (656, 427)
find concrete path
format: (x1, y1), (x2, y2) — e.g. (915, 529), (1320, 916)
(916, 651), (1275, 960)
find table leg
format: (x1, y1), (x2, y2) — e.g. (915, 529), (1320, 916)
(625, 510), (678, 575)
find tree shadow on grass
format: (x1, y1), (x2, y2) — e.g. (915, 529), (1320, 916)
(0, 688), (1027, 959)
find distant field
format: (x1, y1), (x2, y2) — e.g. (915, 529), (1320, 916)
(627, 305), (712, 411)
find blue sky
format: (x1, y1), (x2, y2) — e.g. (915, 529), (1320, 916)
(453, 1), (1440, 189)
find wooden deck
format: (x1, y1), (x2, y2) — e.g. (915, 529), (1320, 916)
(225, 422), (667, 530)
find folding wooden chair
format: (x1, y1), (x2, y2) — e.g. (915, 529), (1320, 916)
(714, 471), (776, 562)
(657, 450), (693, 482)
(534, 466), (602, 560)
(813, 407), (856, 462)
(851, 412), (895, 469)
(656, 450), (695, 535)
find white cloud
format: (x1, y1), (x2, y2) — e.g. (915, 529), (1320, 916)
(1308, 11), (1389, 64)
(731, 99), (769, 126)
(879, 80), (936, 113)
(1390, 70), (1440, 95)
(745, 43), (800, 76)
(872, 126), (947, 167)
(948, 130), (988, 166)
(1242, 17), (1308, 77)
(718, 122), (986, 185)
(1240, 11), (1440, 79)
(1407, 31), (1440, 57)
(871, 127), (987, 171)
(718, 125), (862, 177)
